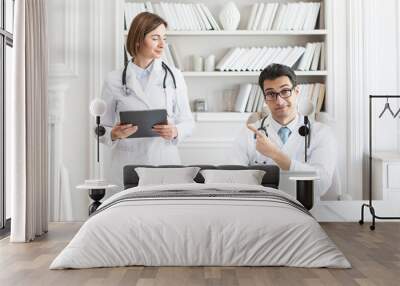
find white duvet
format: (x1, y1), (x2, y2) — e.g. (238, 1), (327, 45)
(50, 183), (350, 269)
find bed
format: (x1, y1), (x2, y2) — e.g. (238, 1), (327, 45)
(50, 165), (350, 269)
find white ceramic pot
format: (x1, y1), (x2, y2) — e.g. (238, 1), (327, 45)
(204, 54), (216, 71)
(219, 2), (240, 31)
(193, 55), (204, 72)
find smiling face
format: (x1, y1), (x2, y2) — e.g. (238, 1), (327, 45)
(137, 24), (167, 60)
(263, 76), (299, 124)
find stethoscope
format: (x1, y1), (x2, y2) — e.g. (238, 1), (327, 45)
(121, 58), (179, 118)
(121, 59), (177, 96)
(252, 115), (271, 165)
(256, 115), (271, 138)
(255, 114), (312, 162)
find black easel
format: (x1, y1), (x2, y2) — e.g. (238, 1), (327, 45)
(359, 95), (400, 230)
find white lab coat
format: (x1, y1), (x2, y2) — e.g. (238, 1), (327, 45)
(99, 59), (194, 187)
(231, 115), (338, 197)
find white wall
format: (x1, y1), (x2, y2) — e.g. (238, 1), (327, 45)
(47, 0), (400, 221)
(365, 0), (400, 151)
(342, 0), (400, 206)
(48, 0), (117, 221)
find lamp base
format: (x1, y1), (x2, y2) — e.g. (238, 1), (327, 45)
(88, 188), (106, 215)
(296, 180), (314, 210)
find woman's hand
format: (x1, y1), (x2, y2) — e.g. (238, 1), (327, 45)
(152, 122), (178, 140)
(111, 123), (138, 141)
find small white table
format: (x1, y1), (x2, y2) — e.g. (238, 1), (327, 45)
(288, 176), (320, 210)
(77, 181), (117, 215)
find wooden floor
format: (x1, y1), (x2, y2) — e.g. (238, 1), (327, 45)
(0, 222), (399, 286)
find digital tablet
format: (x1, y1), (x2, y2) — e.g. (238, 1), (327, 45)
(119, 109), (168, 138)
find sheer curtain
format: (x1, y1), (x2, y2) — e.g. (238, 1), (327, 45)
(9, 0), (48, 242)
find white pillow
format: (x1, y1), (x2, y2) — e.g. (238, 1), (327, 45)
(135, 167), (201, 186)
(200, 169), (266, 185)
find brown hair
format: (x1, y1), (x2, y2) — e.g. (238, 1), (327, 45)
(126, 12), (168, 58)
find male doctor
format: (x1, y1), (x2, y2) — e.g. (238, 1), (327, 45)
(231, 63), (338, 198)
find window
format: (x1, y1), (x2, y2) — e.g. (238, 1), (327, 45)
(5, 0), (13, 33)
(1, 0), (14, 234)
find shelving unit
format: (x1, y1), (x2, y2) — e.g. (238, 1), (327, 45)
(193, 110), (329, 122)
(116, 0), (330, 115)
(123, 29), (328, 36)
(182, 71), (328, 77)
(166, 30), (328, 36)
(193, 112), (250, 122)
(116, 0), (332, 164)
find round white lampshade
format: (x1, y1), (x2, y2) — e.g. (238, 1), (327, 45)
(90, 98), (107, 116)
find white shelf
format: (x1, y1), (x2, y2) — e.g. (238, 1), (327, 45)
(183, 71), (328, 77)
(123, 29), (327, 36)
(194, 112), (332, 123)
(194, 112), (250, 122)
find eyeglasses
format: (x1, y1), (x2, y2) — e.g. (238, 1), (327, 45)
(264, 87), (294, 101)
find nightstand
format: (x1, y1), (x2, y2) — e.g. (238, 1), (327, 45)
(77, 180), (117, 215)
(289, 176), (320, 210)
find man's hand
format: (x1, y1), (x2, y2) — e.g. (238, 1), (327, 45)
(247, 124), (291, 170)
(152, 122), (178, 140)
(111, 123), (138, 141)
(247, 124), (280, 158)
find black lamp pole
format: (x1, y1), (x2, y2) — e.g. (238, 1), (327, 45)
(304, 116), (308, 162)
(94, 116), (105, 163)
(96, 116), (100, 163)
(299, 116), (310, 162)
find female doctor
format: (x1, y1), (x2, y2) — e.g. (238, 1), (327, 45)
(231, 64), (338, 198)
(100, 12), (194, 187)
